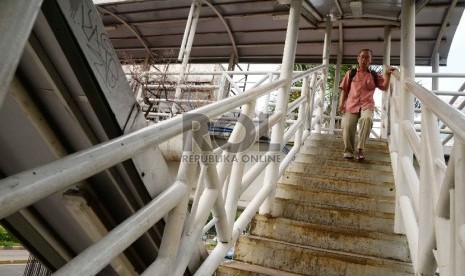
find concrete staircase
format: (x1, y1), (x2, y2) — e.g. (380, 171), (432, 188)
(217, 134), (414, 275)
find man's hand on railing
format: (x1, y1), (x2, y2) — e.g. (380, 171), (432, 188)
(385, 66), (397, 76)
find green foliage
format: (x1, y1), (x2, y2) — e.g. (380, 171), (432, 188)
(0, 226), (19, 246)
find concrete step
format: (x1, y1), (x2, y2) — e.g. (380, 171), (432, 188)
(217, 260), (303, 276)
(286, 162), (394, 184)
(294, 153), (392, 172)
(298, 146), (391, 162)
(276, 183), (395, 214)
(308, 133), (388, 147)
(274, 198), (395, 234)
(233, 235), (414, 276)
(280, 171), (395, 197)
(250, 215), (410, 262)
(304, 138), (389, 153)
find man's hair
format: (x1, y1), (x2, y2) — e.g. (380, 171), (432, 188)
(358, 48), (373, 57)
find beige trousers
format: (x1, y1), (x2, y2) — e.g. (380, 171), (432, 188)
(341, 109), (373, 154)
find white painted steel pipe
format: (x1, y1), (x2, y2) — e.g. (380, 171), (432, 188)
(405, 81), (465, 142)
(195, 170), (274, 275)
(225, 102), (256, 233)
(459, 224), (465, 252)
(0, 75), (291, 219)
(259, 0), (302, 215)
(401, 157), (419, 213)
(415, 73), (465, 78)
(436, 150), (455, 218)
(283, 119), (304, 145)
(202, 218), (217, 235)
(241, 153), (273, 193)
(450, 188), (456, 276)
(278, 144), (300, 178)
(396, 0), (416, 246)
(178, 1), (196, 61)
(287, 95), (306, 115)
(401, 120), (421, 162)
(54, 181), (187, 276)
(172, 2), (201, 114)
(329, 23), (343, 134)
(400, 195), (419, 273)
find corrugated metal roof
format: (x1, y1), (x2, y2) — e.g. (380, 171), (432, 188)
(95, 0), (465, 66)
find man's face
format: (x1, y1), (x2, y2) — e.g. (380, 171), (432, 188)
(357, 50), (372, 69)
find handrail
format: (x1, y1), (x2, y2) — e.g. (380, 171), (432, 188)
(389, 69), (465, 274)
(0, 65), (325, 275)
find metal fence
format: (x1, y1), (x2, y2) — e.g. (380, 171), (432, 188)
(389, 70), (465, 275)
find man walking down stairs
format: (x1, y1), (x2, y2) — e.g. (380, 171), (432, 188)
(217, 134), (414, 275)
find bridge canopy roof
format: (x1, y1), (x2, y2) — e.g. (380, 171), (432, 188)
(94, 0), (465, 66)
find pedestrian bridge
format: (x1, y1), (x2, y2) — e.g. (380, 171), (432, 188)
(1, 0), (465, 275)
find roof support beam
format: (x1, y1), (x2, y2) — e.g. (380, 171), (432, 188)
(430, 0), (459, 64)
(200, 0), (239, 61)
(96, 6), (156, 61)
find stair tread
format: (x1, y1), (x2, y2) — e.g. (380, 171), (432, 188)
(281, 171), (394, 187)
(218, 134), (413, 275)
(252, 215), (407, 245)
(279, 172), (395, 197)
(218, 260), (304, 276)
(285, 162), (394, 183)
(308, 133), (388, 145)
(234, 235), (414, 275)
(274, 198), (395, 234)
(294, 153), (393, 171)
(298, 146), (391, 162)
(275, 197), (394, 219)
(250, 216), (410, 262)
(277, 183), (395, 202)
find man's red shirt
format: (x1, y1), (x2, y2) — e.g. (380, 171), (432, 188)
(339, 69), (385, 113)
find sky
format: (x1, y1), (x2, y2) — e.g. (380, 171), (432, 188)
(414, 12), (465, 92)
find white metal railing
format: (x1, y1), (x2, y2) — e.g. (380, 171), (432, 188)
(388, 70), (465, 275)
(0, 63), (326, 275)
(130, 70), (285, 121)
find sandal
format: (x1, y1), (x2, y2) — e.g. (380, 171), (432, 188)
(357, 149), (365, 161)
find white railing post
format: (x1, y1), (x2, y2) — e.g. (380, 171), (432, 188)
(381, 26), (392, 139)
(141, 132), (199, 275)
(395, 0), (415, 239)
(329, 23), (343, 134)
(170, 129), (229, 276)
(225, 101), (256, 231)
(172, 1), (201, 115)
(259, 0), (303, 215)
(316, 15), (332, 133)
(306, 73), (317, 130)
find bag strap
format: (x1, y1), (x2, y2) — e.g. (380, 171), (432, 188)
(347, 68), (378, 93)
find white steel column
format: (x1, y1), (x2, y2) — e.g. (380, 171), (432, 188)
(259, 0), (303, 215)
(329, 23), (343, 134)
(432, 52), (439, 90)
(381, 26), (392, 139)
(395, 0), (415, 235)
(0, 0), (43, 109)
(316, 15), (332, 133)
(172, 1), (201, 115)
